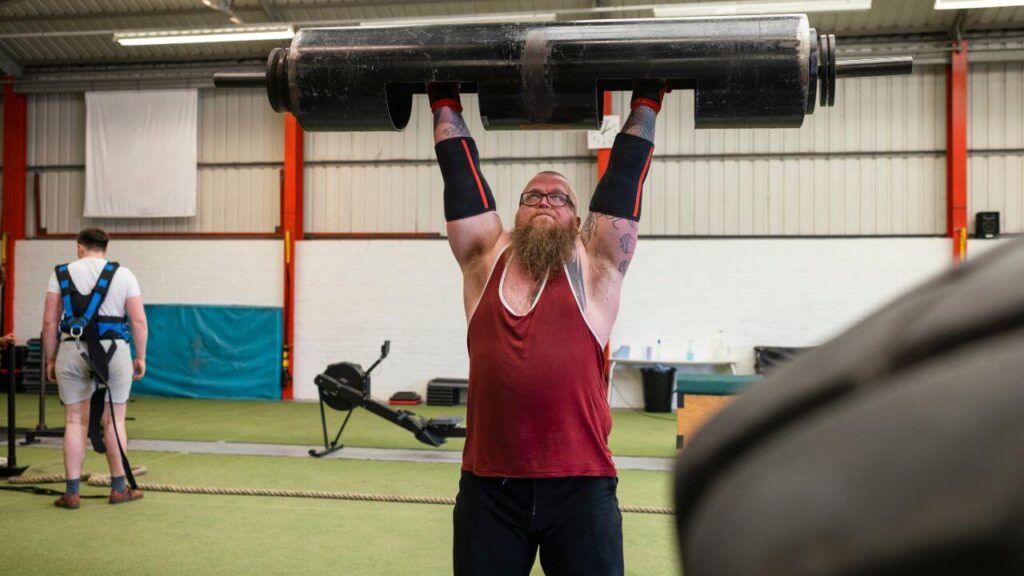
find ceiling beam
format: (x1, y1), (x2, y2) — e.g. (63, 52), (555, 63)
(0, 7), (263, 25)
(0, 0), (464, 24)
(0, 42), (22, 76)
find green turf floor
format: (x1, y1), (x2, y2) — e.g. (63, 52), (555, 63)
(2, 393), (680, 574)
(2, 447), (681, 576)
(2, 393), (679, 458)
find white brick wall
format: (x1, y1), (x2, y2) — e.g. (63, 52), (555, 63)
(15, 239), (283, 338)
(609, 238), (950, 407)
(293, 238), (955, 406)
(16, 236), (963, 406)
(293, 240), (468, 401)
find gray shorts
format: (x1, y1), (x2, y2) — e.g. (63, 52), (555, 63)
(56, 340), (133, 405)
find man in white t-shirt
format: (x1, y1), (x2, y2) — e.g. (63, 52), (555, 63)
(41, 228), (148, 509)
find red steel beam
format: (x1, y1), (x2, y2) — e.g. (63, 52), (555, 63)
(281, 112), (304, 400)
(2, 84), (27, 335)
(597, 91), (613, 179)
(946, 40), (969, 264)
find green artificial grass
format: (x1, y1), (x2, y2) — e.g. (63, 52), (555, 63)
(3, 393), (679, 458)
(1, 447), (680, 576)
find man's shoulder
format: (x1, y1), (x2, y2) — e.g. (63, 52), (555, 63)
(112, 265), (139, 286)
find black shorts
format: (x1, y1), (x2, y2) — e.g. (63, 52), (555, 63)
(453, 471), (624, 576)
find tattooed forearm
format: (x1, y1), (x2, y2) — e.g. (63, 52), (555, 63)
(622, 106), (657, 143)
(566, 246), (587, 311)
(433, 108), (471, 143)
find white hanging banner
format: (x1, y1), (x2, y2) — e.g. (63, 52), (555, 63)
(85, 89), (198, 218)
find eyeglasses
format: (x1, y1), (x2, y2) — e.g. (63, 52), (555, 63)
(519, 191), (575, 209)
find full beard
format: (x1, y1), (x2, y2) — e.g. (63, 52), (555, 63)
(510, 219), (578, 282)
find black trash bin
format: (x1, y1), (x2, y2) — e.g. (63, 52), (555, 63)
(640, 365), (676, 413)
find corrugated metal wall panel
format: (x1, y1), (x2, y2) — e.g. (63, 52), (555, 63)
(305, 164), (444, 234)
(968, 62), (1024, 235)
(305, 95), (589, 162)
(623, 66), (948, 236)
(642, 155), (946, 236)
(969, 154), (1024, 234)
(36, 167), (279, 235)
(27, 93), (84, 166)
(969, 62), (1024, 150)
(18, 66), (971, 238)
(25, 89), (280, 234)
(198, 88), (283, 163)
(305, 159), (595, 234)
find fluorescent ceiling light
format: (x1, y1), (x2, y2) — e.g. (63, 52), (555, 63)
(934, 0), (1024, 9)
(359, 13), (557, 27)
(114, 26), (294, 46)
(653, 0), (871, 18)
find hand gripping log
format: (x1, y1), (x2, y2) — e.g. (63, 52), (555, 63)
(214, 15), (912, 132)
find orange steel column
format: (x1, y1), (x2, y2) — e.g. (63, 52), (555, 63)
(2, 84), (28, 335)
(282, 112), (304, 399)
(597, 91), (614, 178)
(946, 40), (969, 264)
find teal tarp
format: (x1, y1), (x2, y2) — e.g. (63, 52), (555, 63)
(675, 373), (763, 396)
(133, 304), (282, 400)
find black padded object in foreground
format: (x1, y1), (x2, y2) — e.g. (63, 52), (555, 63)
(675, 239), (1024, 576)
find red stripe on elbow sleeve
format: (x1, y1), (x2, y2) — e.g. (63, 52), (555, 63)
(633, 147), (654, 218)
(461, 139), (490, 209)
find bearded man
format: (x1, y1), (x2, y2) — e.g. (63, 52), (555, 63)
(428, 80), (666, 576)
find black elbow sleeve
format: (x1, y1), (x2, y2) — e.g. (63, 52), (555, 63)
(589, 133), (655, 221)
(435, 137), (496, 222)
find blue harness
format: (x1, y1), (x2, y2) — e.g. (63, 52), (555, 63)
(55, 261), (130, 342)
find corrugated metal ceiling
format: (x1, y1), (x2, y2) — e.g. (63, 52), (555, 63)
(2, 0), (1023, 69)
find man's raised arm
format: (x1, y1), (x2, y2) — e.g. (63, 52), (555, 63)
(581, 80), (668, 276)
(430, 83), (503, 270)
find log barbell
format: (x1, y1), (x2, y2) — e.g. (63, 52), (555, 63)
(215, 15), (912, 132)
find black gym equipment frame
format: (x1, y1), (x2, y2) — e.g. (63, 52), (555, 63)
(1, 342), (28, 477)
(215, 15), (912, 132)
(310, 340), (465, 457)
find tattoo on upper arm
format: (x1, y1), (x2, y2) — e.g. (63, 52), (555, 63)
(566, 246), (587, 311)
(584, 213), (639, 277)
(619, 233), (636, 255)
(581, 214), (598, 246)
(622, 106), (657, 143)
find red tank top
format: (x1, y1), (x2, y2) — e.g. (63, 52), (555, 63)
(462, 248), (617, 478)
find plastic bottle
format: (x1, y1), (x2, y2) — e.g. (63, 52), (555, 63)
(686, 340), (695, 362)
(656, 338), (662, 361)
